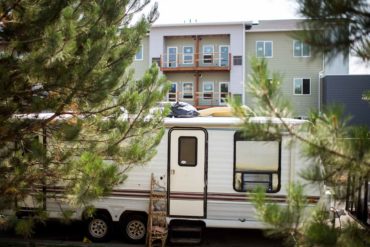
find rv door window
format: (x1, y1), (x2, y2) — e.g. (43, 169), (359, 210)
(178, 136), (197, 166)
(233, 132), (281, 193)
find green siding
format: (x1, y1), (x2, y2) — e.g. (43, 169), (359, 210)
(245, 32), (323, 116)
(132, 36), (149, 80)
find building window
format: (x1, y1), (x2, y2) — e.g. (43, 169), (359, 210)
(233, 132), (281, 193)
(168, 82), (177, 102)
(219, 82), (229, 105)
(219, 45), (229, 66)
(178, 136), (197, 166)
(152, 57), (161, 67)
(167, 46), (178, 68)
(203, 82), (214, 100)
(183, 46), (194, 65)
(293, 40), (310, 57)
(256, 41), (273, 58)
(182, 82), (194, 99)
(203, 45), (214, 64)
(294, 78), (311, 95)
(134, 44), (143, 61)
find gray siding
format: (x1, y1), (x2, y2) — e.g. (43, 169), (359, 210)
(245, 31), (323, 117)
(322, 75), (370, 127)
(131, 36), (150, 80)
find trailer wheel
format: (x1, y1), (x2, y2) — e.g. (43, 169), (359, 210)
(86, 214), (112, 242)
(121, 214), (147, 243)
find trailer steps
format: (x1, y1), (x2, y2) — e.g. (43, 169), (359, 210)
(169, 237), (203, 245)
(168, 220), (205, 245)
(147, 174), (168, 247)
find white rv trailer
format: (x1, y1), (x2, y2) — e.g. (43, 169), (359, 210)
(12, 115), (321, 243)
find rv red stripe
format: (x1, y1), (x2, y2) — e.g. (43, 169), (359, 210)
(31, 188), (320, 203)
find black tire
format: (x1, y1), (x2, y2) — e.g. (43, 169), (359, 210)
(121, 214), (147, 244)
(85, 213), (112, 242)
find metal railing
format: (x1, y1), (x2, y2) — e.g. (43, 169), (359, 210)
(161, 52), (231, 69)
(167, 91), (230, 107)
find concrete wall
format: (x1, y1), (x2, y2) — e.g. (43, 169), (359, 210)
(245, 31), (323, 117)
(322, 75), (370, 127)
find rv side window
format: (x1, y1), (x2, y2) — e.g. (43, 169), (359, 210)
(178, 136), (197, 166)
(233, 132), (281, 193)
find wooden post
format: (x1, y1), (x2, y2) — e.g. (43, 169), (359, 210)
(194, 36), (201, 108)
(229, 53), (231, 69)
(195, 35), (200, 68)
(195, 72), (200, 108)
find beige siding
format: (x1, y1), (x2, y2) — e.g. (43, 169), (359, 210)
(132, 36), (150, 80)
(164, 35), (230, 66)
(165, 36), (195, 51)
(199, 35), (230, 54)
(166, 72), (229, 106)
(165, 35), (230, 52)
(245, 32), (323, 116)
(199, 73), (230, 106)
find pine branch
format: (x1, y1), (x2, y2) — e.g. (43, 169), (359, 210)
(261, 92), (370, 167)
(114, 0), (150, 25)
(0, 0), (21, 23)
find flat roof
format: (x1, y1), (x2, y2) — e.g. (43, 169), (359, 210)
(245, 19), (304, 32)
(152, 19), (305, 32)
(152, 21), (247, 28)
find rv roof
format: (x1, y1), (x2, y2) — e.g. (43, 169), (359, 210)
(164, 116), (307, 128)
(13, 113), (73, 120)
(12, 113), (308, 128)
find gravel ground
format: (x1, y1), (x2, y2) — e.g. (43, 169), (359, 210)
(0, 220), (282, 247)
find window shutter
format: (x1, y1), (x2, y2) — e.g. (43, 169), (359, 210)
(303, 79), (310, 94)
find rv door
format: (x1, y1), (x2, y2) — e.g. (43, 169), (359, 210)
(168, 128), (207, 218)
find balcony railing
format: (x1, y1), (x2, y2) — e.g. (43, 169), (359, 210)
(160, 52), (231, 71)
(167, 91), (231, 108)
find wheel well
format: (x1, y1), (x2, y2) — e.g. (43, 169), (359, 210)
(119, 210), (148, 222)
(82, 208), (113, 222)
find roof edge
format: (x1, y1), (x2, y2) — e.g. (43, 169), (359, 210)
(152, 21), (250, 28)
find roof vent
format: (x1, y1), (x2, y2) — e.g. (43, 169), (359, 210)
(245, 24), (252, 30)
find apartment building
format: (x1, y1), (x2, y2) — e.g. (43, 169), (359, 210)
(132, 19), (349, 117)
(245, 19), (348, 117)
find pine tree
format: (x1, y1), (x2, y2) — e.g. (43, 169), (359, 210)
(0, 0), (168, 236)
(296, 0), (370, 61)
(237, 57), (370, 246)
(294, 0), (370, 100)
(234, 3), (370, 245)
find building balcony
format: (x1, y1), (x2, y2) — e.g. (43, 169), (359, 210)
(167, 91), (231, 109)
(160, 52), (231, 72)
